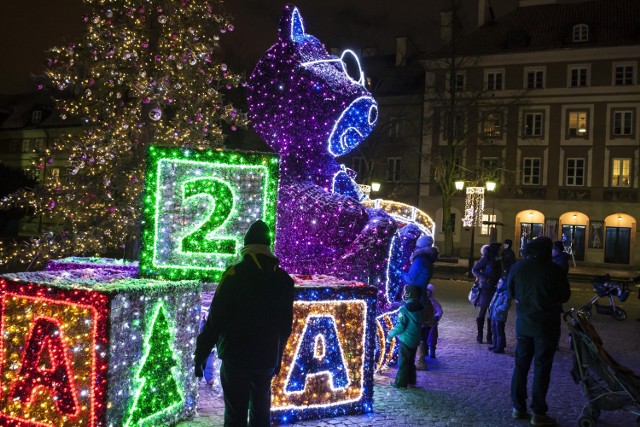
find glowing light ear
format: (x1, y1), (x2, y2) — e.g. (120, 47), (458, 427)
(278, 5), (306, 43)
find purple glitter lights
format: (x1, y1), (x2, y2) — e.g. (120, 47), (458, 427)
(247, 5), (396, 286)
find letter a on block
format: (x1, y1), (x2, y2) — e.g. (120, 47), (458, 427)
(286, 316), (350, 393)
(10, 317), (78, 415)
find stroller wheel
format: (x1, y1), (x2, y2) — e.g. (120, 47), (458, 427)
(612, 308), (626, 321)
(578, 414), (596, 427)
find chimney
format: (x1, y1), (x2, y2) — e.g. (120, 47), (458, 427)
(478, 0), (496, 28)
(395, 36), (407, 66)
(440, 10), (453, 43)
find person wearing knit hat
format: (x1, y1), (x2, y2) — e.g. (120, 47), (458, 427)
(424, 284), (444, 359)
(195, 219), (294, 426)
(402, 234), (439, 370)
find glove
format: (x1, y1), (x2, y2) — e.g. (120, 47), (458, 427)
(194, 356), (206, 378)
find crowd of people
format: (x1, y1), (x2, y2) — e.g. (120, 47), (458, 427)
(193, 222), (573, 427)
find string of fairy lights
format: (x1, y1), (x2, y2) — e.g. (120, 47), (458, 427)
(0, 0), (248, 269)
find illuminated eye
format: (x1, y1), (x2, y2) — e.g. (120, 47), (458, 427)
(340, 50), (364, 86)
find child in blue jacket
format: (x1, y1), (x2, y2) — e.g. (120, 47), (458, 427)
(387, 285), (424, 388)
(488, 275), (511, 353)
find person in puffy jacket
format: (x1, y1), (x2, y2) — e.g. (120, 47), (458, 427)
(402, 234), (439, 369)
(387, 285), (424, 388)
(472, 242), (502, 344)
(507, 236), (570, 425)
(195, 220), (295, 427)
(487, 275), (511, 353)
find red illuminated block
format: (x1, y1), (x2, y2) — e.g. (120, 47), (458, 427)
(0, 273), (200, 427)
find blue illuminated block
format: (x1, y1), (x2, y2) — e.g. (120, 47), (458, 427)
(140, 146), (279, 281)
(271, 282), (377, 424)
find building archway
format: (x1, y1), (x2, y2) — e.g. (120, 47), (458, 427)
(559, 211), (588, 262)
(603, 213), (636, 264)
(514, 209), (545, 257)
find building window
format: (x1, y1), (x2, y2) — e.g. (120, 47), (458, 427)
(31, 110), (42, 124)
(566, 158), (585, 186)
(480, 214), (496, 235)
(387, 157), (401, 182)
(613, 110), (633, 136)
(523, 157), (541, 185)
(443, 111), (465, 140)
(351, 157), (367, 181)
(526, 69), (544, 89)
(482, 157), (499, 178)
(21, 139), (44, 153)
(486, 70), (504, 90)
(611, 158), (631, 187)
(614, 64), (634, 85)
(572, 24), (589, 42)
(480, 110), (502, 138)
(449, 72), (465, 92)
(441, 213), (456, 233)
(523, 112), (543, 137)
(567, 111), (589, 137)
(388, 117), (405, 138)
(569, 66), (589, 87)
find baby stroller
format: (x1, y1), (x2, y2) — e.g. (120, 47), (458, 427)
(580, 274), (631, 321)
(564, 308), (640, 427)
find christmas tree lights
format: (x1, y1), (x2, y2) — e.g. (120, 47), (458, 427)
(139, 146), (279, 281)
(0, 0), (248, 269)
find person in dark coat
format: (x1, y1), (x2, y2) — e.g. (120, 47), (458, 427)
(552, 240), (570, 275)
(507, 237), (571, 425)
(387, 285), (424, 388)
(472, 242), (502, 344)
(501, 239), (517, 276)
(487, 274), (511, 353)
(195, 220), (295, 427)
(402, 234), (439, 369)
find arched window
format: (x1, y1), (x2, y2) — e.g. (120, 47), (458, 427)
(572, 24), (589, 42)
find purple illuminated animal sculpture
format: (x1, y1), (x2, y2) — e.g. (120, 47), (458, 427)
(247, 4), (397, 286)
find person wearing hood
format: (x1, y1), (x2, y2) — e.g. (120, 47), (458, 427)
(472, 242), (502, 344)
(501, 239), (517, 276)
(195, 220), (295, 427)
(387, 284), (424, 388)
(402, 234), (439, 369)
(507, 237), (570, 425)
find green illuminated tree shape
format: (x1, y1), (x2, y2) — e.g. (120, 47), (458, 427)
(125, 304), (184, 427)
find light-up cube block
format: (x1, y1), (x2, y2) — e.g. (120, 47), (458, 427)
(140, 146), (279, 282)
(45, 257), (139, 277)
(270, 276), (377, 424)
(0, 272), (200, 427)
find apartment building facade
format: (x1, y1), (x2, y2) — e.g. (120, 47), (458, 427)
(420, 0), (640, 266)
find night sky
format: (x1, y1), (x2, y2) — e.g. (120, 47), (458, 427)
(0, 0), (516, 94)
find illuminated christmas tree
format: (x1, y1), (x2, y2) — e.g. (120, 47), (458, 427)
(0, 0), (247, 269)
(125, 304), (183, 426)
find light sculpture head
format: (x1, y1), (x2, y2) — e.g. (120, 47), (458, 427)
(247, 4), (378, 161)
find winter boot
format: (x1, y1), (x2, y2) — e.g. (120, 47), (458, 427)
(428, 346), (436, 359)
(415, 342), (427, 370)
(486, 321), (493, 344)
(476, 318), (484, 343)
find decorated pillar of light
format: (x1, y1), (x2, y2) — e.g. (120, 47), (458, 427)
(462, 186), (485, 277)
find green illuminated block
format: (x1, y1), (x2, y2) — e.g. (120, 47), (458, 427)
(140, 146), (280, 281)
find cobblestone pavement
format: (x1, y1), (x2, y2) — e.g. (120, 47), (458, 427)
(178, 277), (640, 427)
